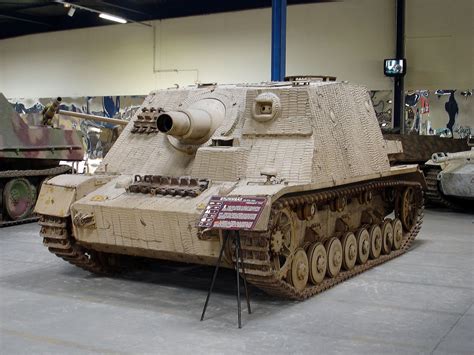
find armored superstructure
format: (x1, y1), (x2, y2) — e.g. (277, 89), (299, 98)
(35, 82), (425, 299)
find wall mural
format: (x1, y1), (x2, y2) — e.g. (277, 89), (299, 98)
(370, 91), (393, 129)
(370, 89), (473, 138)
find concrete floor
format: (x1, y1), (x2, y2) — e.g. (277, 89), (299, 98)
(0, 209), (472, 355)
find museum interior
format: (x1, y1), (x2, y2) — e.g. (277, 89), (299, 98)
(0, 0), (472, 354)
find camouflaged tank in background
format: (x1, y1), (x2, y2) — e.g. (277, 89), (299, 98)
(0, 93), (84, 226)
(35, 81), (426, 299)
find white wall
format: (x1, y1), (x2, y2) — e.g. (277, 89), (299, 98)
(0, 23), (155, 98)
(287, 0), (395, 90)
(0, 0), (472, 99)
(406, 0), (473, 90)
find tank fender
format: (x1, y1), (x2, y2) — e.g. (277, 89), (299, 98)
(34, 174), (114, 217)
(227, 183), (291, 231)
(399, 169), (427, 189)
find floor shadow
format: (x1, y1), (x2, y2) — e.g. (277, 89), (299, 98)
(111, 259), (292, 304)
(408, 238), (429, 251)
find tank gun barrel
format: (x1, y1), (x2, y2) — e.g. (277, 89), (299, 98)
(156, 111), (191, 137)
(58, 110), (128, 126)
(155, 99), (225, 145)
(431, 150), (474, 162)
(41, 97), (62, 125)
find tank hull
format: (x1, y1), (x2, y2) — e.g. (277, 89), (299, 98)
(440, 164), (474, 199)
(37, 168), (424, 299)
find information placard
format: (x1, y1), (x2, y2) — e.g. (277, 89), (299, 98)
(198, 196), (267, 230)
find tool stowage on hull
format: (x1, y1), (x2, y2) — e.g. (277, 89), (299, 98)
(35, 82), (425, 298)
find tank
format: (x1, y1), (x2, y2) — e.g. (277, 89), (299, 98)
(424, 144), (474, 211)
(0, 94), (84, 227)
(35, 82), (425, 299)
(383, 134), (470, 209)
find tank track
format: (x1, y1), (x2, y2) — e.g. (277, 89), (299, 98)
(0, 166), (72, 227)
(38, 216), (122, 274)
(0, 217), (40, 228)
(0, 165), (71, 179)
(424, 167), (466, 211)
(240, 179), (424, 300)
(38, 179), (423, 300)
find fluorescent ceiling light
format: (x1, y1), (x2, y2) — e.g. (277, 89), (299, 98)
(99, 13), (127, 24)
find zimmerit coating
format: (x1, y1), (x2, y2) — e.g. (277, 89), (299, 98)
(35, 81), (426, 300)
(98, 83), (390, 184)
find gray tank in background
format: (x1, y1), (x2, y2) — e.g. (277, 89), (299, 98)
(425, 140), (474, 211)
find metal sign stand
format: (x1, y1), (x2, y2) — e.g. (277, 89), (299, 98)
(200, 230), (252, 328)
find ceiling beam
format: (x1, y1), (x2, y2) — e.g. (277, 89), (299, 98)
(0, 13), (54, 27)
(98, 1), (150, 17)
(53, 0), (152, 27)
(0, 2), (54, 12)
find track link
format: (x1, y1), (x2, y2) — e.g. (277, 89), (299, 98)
(240, 179), (424, 300)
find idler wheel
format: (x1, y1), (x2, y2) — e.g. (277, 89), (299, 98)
(325, 237), (342, 278)
(341, 232), (357, 270)
(3, 178), (37, 221)
(400, 186), (417, 230)
(381, 219), (394, 254)
(369, 224), (382, 259)
(287, 248), (309, 291)
(355, 228), (370, 264)
(392, 218), (403, 250)
(308, 242), (327, 284)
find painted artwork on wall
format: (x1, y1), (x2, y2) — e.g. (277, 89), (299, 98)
(370, 89), (473, 138)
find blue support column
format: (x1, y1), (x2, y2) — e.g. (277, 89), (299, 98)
(271, 0), (287, 81)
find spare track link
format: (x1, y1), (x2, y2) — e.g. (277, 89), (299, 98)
(38, 216), (117, 274)
(240, 179), (424, 300)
